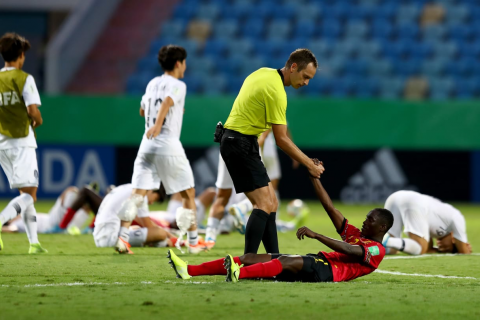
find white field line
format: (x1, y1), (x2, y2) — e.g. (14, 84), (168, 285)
(375, 269), (477, 280)
(384, 253), (480, 260)
(1, 281), (154, 288)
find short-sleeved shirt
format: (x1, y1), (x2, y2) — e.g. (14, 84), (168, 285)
(224, 68), (287, 137)
(138, 74), (187, 156)
(321, 219), (386, 282)
(0, 67), (41, 150)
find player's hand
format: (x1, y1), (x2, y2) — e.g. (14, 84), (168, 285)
(146, 125), (161, 139)
(296, 226), (317, 240)
(308, 159), (324, 178)
(32, 120), (41, 128)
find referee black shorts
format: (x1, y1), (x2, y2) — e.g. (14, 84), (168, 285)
(220, 129), (270, 193)
(271, 253), (334, 283)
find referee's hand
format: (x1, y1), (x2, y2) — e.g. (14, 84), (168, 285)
(308, 158), (324, 178)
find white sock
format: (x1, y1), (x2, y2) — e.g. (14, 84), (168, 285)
(237, 198), (253, 214)
(387, 237), (422, 255)
(0, 193), (33, 226)
(63, 190), (78, 208)
(205, 217), (220, 242)
(23, 204), (39, 244)
(188, 230), (198, 246)
(195, 199), (205, 226)
(119, 227), (130, 242)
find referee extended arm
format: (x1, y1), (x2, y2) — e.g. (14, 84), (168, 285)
(271, 124), (324, 178)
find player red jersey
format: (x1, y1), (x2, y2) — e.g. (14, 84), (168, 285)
(321, 219), (385, 282)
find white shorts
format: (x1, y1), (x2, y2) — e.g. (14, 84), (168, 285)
(132, 153), (195, 195)
(93, 223), (147, 247)
(385, 191), (430, 242)
(215, 153), (234, 189)
(0, 147), (39, 189)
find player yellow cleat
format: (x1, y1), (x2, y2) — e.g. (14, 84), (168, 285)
(28, 243), (48, 254)
(224, 254), (242, 283)
(115, 237), (133, 254)
(167, 249), (191, 279)
(0, 232), (3, 251)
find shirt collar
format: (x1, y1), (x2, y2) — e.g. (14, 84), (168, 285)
(276, 69), (285, 85)
(0, 67), (17, 72)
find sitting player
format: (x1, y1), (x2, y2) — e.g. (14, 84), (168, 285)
(383, 190), (471, 255)
(93, 183), (176, 253)
(167, 173), (394, 283)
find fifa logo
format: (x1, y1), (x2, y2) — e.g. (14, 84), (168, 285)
(0, 91), (21, 106)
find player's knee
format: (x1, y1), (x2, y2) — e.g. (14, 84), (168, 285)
(239, 253), (257, 265)
(180, 187), (195, 200)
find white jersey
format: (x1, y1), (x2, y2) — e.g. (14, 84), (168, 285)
(138, 74), (187, 156)
(387, 191), (468, 243)
(95, 184), (148, 225)
(0, 67), (41, 150)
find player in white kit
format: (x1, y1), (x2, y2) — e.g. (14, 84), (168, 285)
(116, 45), (201, 254)
(0, 33), (47, 253)
(383, 190), (471, 255)
(94, 184), (172, 250)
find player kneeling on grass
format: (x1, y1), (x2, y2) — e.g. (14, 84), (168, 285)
(167, 173), (394, 283)
(94, 184), (175, 253)
(383, 190), (471, 255)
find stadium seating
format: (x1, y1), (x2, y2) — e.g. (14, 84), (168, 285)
(127, 0), (480, 100)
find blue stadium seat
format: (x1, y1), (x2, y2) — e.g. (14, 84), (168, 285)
(446, 6), (470, 25)
(214, 19), (239, 39)
(280, 39), (306, 57)
(447, 23), (473, 42)
(381, 40), (410, 60)
(225, 39), (253, 56)
(421, 59), (447, 77)
(345, 20), (369, 39)
(347, 4), (375, 20)
(160, 20), (185, 38)
(227, 76), (245, 94)
(222, 3), (251, 20)
(126, 72), (153, 95)
(307, 40), (333, 58)
(293, 20), (317, 41)
(203, 74), (228, 95)
(392, 58), (421, 77)
(454, 78), (478, 99)
(375, 2), (399, 20)
(217, 55), (243, 75)
(303, 77), (328, 96)
(196, 4), (220, 20)
(324, 56), (346, 76)
(458, 41), (480, 59)
(333, 39), (362, 58)
(295, 4), (321, 21)
(371, 19), (394, 41)
(396, 22), (419, 40)
(396, 4), (420, 23)
(137, 55), (160, 74)
(446, 57), (480, 77)
(272, 4), (296, 20)
(176, 39), (201, 56)
(173, 3), (197, 21)
(241, 18), (265, 40)
(326, 2), (350, 20)
(187, 56), (214, 74)
(239, 56), (265, 78)
(320, 19), (342, 41)
(203, 39), (227, 58)
(408, 42), (433, 60)
(368, 59), (392, 76)
(183, 74), (202, 93)
(429, 40), (458, 59)
(428, 78), (455, 101)
(248, 2), (274, 20)
(330, 76), (357, 98)
(357, 41), (382, 58)
(354, 77), (380, 98)
(379, 77), (405, 100)
(344, 59), (368, 77)
(255, 40), (284, 59)
(422, 25), (447, 41)
(266, 19), (292, 40)
(149, 38), (176, 55)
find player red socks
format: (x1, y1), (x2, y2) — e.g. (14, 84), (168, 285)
(188, 256), (241, 276)
(239, 259), (283, 279)
(59, 208), (76, 229)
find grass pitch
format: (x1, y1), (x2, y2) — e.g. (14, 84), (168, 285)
(0, 200), (479, 319)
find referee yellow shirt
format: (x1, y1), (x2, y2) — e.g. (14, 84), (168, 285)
(224, 68), (287, 136)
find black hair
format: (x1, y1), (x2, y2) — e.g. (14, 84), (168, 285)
(0, 32), (30, 62)
(157, 45), (187, 71)
(152, 183), (167, 203)
(285, 48), (318, 71)
(373, 208), (394, 230)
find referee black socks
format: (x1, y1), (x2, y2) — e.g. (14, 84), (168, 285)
(244, 209), (269, 254)
(262, 212), (279, 254)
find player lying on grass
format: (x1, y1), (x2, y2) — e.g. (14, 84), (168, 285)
(383, 190), (471, 255)
(167, 174), (394, 283)
(2, 184), (94, 234)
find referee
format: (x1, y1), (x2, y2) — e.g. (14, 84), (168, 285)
(219, 48), (324, 254)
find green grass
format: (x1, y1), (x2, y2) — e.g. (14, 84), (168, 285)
(1, 200), (479, 319)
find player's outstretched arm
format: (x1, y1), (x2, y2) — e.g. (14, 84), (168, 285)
(146, 96), (174, 139)
(296, 226), (364, 258)
(27, 104), (42, 128)
(272, 124), (324, 178)
(309, 176), (345, 232)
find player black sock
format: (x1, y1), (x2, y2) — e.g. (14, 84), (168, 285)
(262, 212), (279, 254)
(244, 209), (269, 254)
